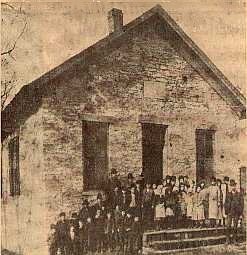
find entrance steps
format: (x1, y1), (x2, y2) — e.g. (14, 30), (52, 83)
(143, 227), (246, 254)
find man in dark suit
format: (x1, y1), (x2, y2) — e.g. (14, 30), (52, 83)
(56, 212), (69, 255)
(120, 188), (130, 211)
(111, 186), (123, 210)
(135, 181), (143, 218)
(67, 226), (80, 255)
(225, 179), (244, 244)
(79, 199), (92, 223)
(142, 183), (155, 230)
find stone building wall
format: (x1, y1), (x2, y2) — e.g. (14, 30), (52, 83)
(42, 26), (241, 224)
(1, 20), (245, 255)
(1, 108), (47, 255)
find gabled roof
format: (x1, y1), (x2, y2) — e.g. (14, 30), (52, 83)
(2, 4), (246, 133)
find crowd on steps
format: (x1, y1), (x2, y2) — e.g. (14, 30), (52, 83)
(47, 169), (245, 255)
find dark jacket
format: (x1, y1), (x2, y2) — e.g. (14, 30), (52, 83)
(78, 223), (87, 242)
(47, 231), (58, 255)
(79, 207), (92, 223)
(120, 193), (131, 211)
(67, 234), (80, 255)
(112, 190), (123, 209)
(104, 217), (115, 234)
(142, 188), (155, 206)
(224, 191), (244, 217)
(125, 216), (133, 233)
(56, 220), (69, 247)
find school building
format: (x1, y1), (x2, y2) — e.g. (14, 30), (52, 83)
(1, 5), (246, 255)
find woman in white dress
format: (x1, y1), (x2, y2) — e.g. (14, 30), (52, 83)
(192, 186), (205, 228)
(154, 184), (166, 230)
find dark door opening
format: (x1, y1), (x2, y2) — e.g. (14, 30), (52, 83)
(196, 129), (215, 183)
(82, 121), (109, 190)
(142, 123), (167, 185)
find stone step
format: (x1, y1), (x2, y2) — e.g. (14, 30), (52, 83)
(149, 235), (226, 251)
(143, 227), (243, 245)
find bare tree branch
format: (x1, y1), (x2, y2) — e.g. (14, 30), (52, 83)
(1, 3), (15, 10)
(1, 3), (28, 109)
(1, 21), (27, 56)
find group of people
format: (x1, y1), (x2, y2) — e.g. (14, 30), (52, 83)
(47, 169), (245, 254)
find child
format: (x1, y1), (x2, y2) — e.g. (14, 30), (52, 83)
(135, 181), (143, 218)
(114, 205), (122, 249)
(86, 217), (94, 254)
(70, 212), (79, 234)
(192, 186), (205, 228)
(131, 216), (143, 255)
(125, 212), (133, 254)
(119, 210), (126, 253)
(78, 219), (87, 254)
(94, 209), (104, 253)
(47, 224), (58, 255)
(164, 188), (176, 229)
(67, 226), (80, 255)
(142, 183), (155, 230)
(185, 188), (194, 228)
(121, 188), (130, 211)
(104, 212), (115, 252)
(56, 212), (69, 255)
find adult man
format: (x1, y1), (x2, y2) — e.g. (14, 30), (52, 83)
(221, 176), (230, 225)
(225, 179), (244, 244)
(106, 168), (121, 204)
(208, 177), (221, 227)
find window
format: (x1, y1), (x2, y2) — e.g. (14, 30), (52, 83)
(196, 129), (215, 183)
(82, 121), (109, 190)
(8, 136), (20, 196)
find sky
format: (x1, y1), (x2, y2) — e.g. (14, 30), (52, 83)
(1, 1), (246, 104)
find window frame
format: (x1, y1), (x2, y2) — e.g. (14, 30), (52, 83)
(8, 136), (20, 197)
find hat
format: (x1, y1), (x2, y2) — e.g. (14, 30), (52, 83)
(97, 192), (103, 200)
(171, 176), (176, 181)
(111, 168), (117, 175)
(83, 199), (89, 206)
(71, 212), (78, 218)
(130, 183), (136, 189)
(198, 179), (205, 186)
(165, 175), (171, 180)
(211, 176), (216, 182)
(59, 212), (66, 217)
(128, 173), (134, 179)
(224, 176), (230, 181)
(230, 179), (237, 186)
(178, 175), (184, 180)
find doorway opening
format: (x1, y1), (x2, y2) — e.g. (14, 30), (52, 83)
(142, 123), (167, 184)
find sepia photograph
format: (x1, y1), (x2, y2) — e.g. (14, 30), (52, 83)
(1, 1), (246, 255)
